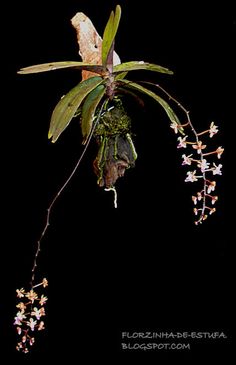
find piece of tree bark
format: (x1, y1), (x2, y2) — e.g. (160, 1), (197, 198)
(71, 12), (120, 80)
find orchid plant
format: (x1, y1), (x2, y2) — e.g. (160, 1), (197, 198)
(15, 4), (223, 353)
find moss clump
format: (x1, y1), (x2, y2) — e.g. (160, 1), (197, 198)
(94, 98), (132, 138)
(93, 99), (137, 187)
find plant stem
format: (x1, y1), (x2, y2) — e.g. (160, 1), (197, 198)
(30, 99), (108, 287)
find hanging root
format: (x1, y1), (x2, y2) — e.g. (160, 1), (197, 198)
(105, 186), (118, 208)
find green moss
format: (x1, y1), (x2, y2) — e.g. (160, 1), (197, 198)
(93, 98), (137, 187)
(94, 98), (131, 137)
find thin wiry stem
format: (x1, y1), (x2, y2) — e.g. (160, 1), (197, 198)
(30, 99), (108, 287)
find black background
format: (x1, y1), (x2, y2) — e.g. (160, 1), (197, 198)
(1, 0), (234, 362)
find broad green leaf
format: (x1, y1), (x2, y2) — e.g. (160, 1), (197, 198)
(18, 61), (105, 75)
(119, 80), (183, 132)
(102, 10), (114, 66)
(81, 85), (106, 144)
(113, 61), (173, 75)
(114, 71), (128, 80)
(49, 76), (104, 143)
(102, 11), (114, 66)
(102, 5), (121, 66)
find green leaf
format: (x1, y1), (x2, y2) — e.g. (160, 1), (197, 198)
(113, 61), (173, 75)
(119, 80), (182, 130)
(102, 11), (114, 66)
(17, 61), (105, 74)
(114, 71), (128, 80)
(102, 5), (121, 66)
(49, 76), (104, 143)
(81, 85), (106, 144)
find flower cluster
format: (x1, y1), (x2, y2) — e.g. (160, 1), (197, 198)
(170, 120), (224, 224)
(14, 278), (48, 353)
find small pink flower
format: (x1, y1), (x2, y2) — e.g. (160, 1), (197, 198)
(15, 311), (26, 322)
(211, 196), (218, 205)
(27, 318), (37, 331)
(31, 307), (42, 320)
(16, 342), (23, 350)
(192, 141), (206, 154)
(39, 307), (45, 317)
(193, 208), (198, 215)
(14, 318), (22, 326)
(25, 290), (38, 303)
(197, 159), (210, 172)
(209, 122), (219, 138)
(16, 302), (27, 312)
(170, 122), (179, 133)
(212, 163), (222, 175)
(216, 146), (224, 159)
(207, 181), (216, 194)
(14, 311), (25, 325)
(197, 192), (202, 201)
(185, 170), (198, 182)
(39, 295), (48, 306)
(38, 321), (45, 331)
(177, 136), (188, 148)
(42, 278), (48, 288)
(16, 288), (25, 298)
(182, 154), (193, 165)
(16, 327), (22, 335)
(29, 337), (35, 346)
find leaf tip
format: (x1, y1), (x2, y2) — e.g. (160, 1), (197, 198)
(116, 4), (122, 13)
(82, 138), (87, 145)
(51, 135), (57, 143)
